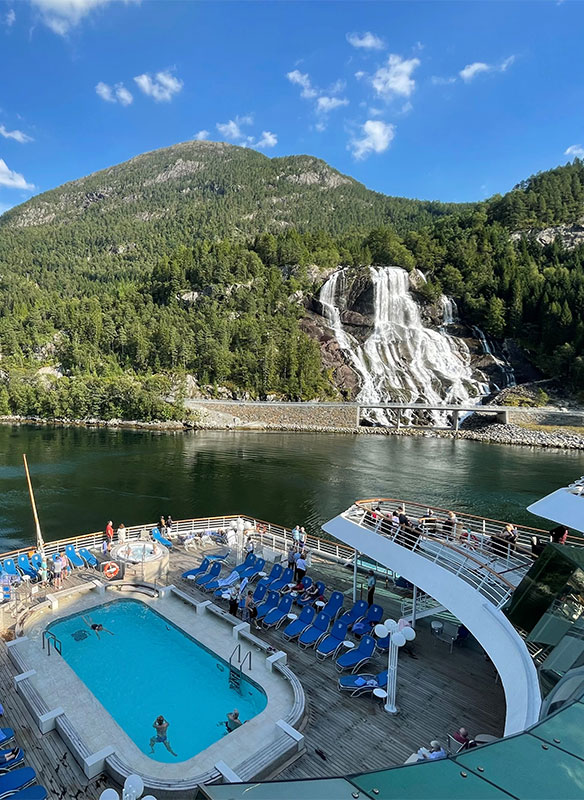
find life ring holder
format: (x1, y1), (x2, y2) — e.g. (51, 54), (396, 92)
(103, 561), (120, 580)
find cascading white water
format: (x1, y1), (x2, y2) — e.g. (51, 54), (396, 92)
(441, 296), (458, 326)
(472, 325), (516, 389)
(319, 267), (489, 424)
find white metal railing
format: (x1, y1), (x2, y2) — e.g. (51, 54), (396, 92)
(342, 505), (523, 609)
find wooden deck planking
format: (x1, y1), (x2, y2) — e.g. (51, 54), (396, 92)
(0, 541), (506, 797)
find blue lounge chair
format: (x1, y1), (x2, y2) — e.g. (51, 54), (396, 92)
(0, 768), (36, 799)
(338, 670), (388, 696)
(182, 558), (210, 581)
(321, 590), (344, 621)
(0, 732), (14, 749)
(240, 558), (265, 583)
(282, 605), (315, 641)
(234, 553), (256, 574)
(298, 612), (330, 649)
(0, 748), (24, 772)
(263, 563), (283, 587)
(252, 580), (269, 604)
(206, 551), (230, 562)
(10, 787), (48, 800)
(78, 548), (98, 569)
(254, 591), (280, 622)
(64, 545), (84, 569)
(16, 555), (37, 581)
(296, 579), (324, 608)
(269, 567), (294, 593)
(315, 620), (349, 660)
(151, 527), (172, 549)
(29, 554), (42, 572)
(338, 599), (368, 628)
(262, 594), (294, 629)
(2, 561), (19, 580)
(206, 569), (240, 593)
(195, 561), (222, 587)
(335, 635), (376, 673)
(351, 604), (384, 638)
(376, 634), (390, 653)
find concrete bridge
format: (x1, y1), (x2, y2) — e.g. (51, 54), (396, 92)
(185, 398), (510, 430)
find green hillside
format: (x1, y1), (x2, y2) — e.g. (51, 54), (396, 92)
(0, 144), (583, 421)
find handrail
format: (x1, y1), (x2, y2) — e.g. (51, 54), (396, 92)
(241, 650), (252, 672)
(229, 643), (241, 667)
(42, 630), (62, 656)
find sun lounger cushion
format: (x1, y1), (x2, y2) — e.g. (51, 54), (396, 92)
(0, 730), (14, 746)
(6, 785), (47, 800)
(0, 767), (36, 799)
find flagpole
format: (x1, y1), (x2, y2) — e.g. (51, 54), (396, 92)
(22, 454), (45, 556)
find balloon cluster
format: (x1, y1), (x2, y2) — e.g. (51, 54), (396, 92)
(100, 774), (157, 800)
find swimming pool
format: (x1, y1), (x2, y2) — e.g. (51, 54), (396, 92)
(48, 599), (267, 763)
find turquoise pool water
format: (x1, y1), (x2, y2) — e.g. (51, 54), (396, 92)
(48, 599), (267, 762)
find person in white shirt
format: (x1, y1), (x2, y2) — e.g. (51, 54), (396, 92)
(295, 554), (307, 582)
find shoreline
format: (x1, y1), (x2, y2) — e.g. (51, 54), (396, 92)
(2, 414), (584, 451)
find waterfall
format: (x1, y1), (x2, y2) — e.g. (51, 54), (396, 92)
(319, 267), (489, 424)
(441, 296), (458, 326)
(472, 325), (516, 389)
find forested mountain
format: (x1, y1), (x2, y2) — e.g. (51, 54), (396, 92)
(0, 143), (583, 421)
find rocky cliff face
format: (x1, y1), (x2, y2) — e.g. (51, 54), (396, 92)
(510, 217), (584, 249)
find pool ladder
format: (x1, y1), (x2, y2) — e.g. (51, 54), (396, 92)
(42, 631), (62, 657)
(229, 644), (251, 693)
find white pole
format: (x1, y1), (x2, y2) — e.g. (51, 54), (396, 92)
(411, 585), (418, 628)
(385, 635), (399, 714)
(352, 549), (358, 603)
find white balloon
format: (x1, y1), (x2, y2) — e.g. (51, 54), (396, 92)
(383, 618), (397, 630)
(403, 626), (416, 642)
(100, 790), (119, 800)
(392, 631), (406, 647)
(124, 774), (144, 798)
(142, 796), (157, 800)
(374, 623), (388, 638)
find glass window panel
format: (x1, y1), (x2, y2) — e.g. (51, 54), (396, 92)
(200, 778), (366, 800)
(530, 701), (584, 760)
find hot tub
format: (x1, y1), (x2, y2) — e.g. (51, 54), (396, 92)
(110, 540), (169, 581)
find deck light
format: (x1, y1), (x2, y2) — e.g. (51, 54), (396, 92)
(373, 619), (416, 714)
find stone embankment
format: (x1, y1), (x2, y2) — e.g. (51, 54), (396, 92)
(3, 407), (584, 450)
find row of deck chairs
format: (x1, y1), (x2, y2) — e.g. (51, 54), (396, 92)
(0, 725), (49, 798)
(2, 546), (98, 585)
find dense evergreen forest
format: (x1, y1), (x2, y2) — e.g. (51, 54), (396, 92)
(0, 144), (583, 421)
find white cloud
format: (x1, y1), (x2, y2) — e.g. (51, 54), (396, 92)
(193, 130), (209, 141)
(459, 62), (490, 82)
(315, 121), (326, 133)
(255, 131), (278, 149)
(346, 31), (385, 50)
(0, 158), (34, 190)
(216, 114), (253, 141)
(5, 8), (16, 26)
(355, 71), (366, 81)
(431, 75), (456, 86)
(95, 81), (114, 102)
(566, 144), (584, 158)
(95, 81), (133, 105)
(372, 54), (420, 99)
(459, 55), (516, 82)
(316, 96), (349, 113)
(134, 70), (183, 102)
(350, 120), (395, 160)
(30, 0), (133, 35)
(286, 70), (317, 99)
(0, 125), (33, 144)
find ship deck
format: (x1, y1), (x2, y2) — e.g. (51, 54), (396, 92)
(0, 538), (505, 797)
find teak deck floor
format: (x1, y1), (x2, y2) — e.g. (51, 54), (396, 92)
(0, 542), (506, 798)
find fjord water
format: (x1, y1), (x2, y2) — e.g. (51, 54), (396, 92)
(1, 425), (583, 549)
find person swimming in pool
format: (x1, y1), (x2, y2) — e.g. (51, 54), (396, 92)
(82, 615), (114, 640)
(149, 715), (177, 756)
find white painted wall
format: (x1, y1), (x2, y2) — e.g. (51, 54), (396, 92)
(323, 515), (541, 735)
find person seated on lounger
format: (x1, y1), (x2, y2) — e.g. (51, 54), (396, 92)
(149, 715), (177, 756)
(299, 583), (321, 604)
(281, 581), (305, 595)
(82, 615), (114, 639)
(418, 740), (447, 761)
(0, 747), (21, 764)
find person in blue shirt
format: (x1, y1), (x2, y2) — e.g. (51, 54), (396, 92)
(418, 740), (447, 761)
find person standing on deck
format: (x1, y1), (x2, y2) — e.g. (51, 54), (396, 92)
(292, 525), (301, 546)
(296, 553), (307, 583)
(299, 527), (307, 547)
(367, 570), (376, 606)
(287, 545), (295, 570)
(117, 523), (127, 542)
(53, 553), (63, 588)
(105, 521), (114, 547)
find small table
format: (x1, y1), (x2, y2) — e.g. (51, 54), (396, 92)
(404, 752), (420, 765)
(257, 571), (267, 578)
(474, 733), (497, 745)
(315, 600), (325, 609)
(287, 583), (296, 588)
(221, 593), (231, 600)
(342, 640), (355, 650)
(373, 688), (387, 706)
(287, 613), (298, 621)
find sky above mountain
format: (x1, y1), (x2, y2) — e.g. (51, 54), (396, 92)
(1, 0), (583, 215)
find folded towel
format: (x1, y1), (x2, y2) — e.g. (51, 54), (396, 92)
(366, 679), (377, 686)
(354, 677), (366, 686)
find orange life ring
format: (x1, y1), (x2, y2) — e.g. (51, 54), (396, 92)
(103, 561), (119, 580)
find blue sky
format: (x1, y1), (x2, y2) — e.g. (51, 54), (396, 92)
(0, 0), (583, 214)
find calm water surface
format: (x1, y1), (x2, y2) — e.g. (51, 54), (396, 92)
(1, 425), (583, 550)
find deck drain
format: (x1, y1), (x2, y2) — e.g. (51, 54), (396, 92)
(71, 629), (89, 641)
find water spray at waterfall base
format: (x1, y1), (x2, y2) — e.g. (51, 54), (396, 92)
(319, 267), (489, 426)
